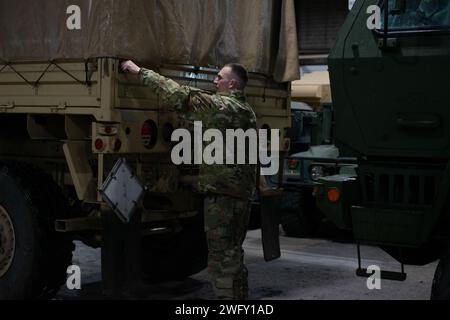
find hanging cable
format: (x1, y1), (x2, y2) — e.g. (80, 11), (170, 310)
(33, 62), (53, 87)
(262, 77), (267, 103)
(0, 60), (91, 88)
(0, 64), (7, 73)
(7, 63), (35, 87)
(52, 61), (87, 85)
(84, 60), (92, 87)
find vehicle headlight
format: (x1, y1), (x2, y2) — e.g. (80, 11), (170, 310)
(310, 165), (324, 181)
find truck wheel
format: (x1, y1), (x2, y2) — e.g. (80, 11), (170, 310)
(141, 211), (207, 282)
(431, 249), (450, 300)
(280, 189), (318, 238)
(0, 162), (74, 299)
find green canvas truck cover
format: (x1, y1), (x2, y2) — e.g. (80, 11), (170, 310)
(0, 0), (299, 82)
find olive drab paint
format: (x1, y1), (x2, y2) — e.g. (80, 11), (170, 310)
(317, 0), (450, 299)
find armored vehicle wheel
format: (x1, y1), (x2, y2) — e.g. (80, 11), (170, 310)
(141, 211), (208, 282)
(431, 249), (450, 300)
(0, 162), (74, 299)
(280, 189), (318, 238)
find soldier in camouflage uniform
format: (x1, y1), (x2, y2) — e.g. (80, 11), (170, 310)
(121, 60), (257, 299)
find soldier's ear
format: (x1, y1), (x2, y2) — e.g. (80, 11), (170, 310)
(229, 79), (237, 89)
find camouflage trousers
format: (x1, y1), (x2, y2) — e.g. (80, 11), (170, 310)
(204, 195), (251, 300)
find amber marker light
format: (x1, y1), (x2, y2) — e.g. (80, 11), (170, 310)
(327, 188), (340, 203)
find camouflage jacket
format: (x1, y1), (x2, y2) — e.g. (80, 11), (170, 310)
(139, 68), (257, 200)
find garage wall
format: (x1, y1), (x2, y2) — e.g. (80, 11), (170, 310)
(295, 0), (349, 55)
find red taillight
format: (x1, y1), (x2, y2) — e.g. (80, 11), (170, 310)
(141, 122), (151, 135)
(141, 123), (151, 147)
(104, 126), (113, 134)
(287, 158), (299, 170)
(141, 120), (157, 148)
(94, 138), (104, 151)
(113, 139), (122, 151)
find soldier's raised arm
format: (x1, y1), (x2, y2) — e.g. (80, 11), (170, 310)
(121, 60), (245, 115)
(121, 60), (193, 110)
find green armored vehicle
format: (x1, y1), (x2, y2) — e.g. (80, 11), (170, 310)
(316, 0), (450, 298)
(0, 0), (298, 299)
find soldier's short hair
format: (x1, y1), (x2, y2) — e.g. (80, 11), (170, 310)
(225, 63), (248, 90)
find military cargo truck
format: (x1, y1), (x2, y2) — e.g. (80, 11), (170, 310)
(0, 0), (298, 299)
(315, 0), (450, 299)
(289, 70), (333, 155)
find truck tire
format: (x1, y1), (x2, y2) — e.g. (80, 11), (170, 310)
(431, 249), (450, 300)
(0, 162), (74, 299)
(280, 189), (318, 238)
(141, 211), (207, 282)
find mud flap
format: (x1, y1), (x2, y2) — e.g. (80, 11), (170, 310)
(260, 190), (282, 261)
(101, 207), (143, 297)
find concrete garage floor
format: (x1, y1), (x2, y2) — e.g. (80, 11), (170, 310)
(56, 229), (437, 300)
